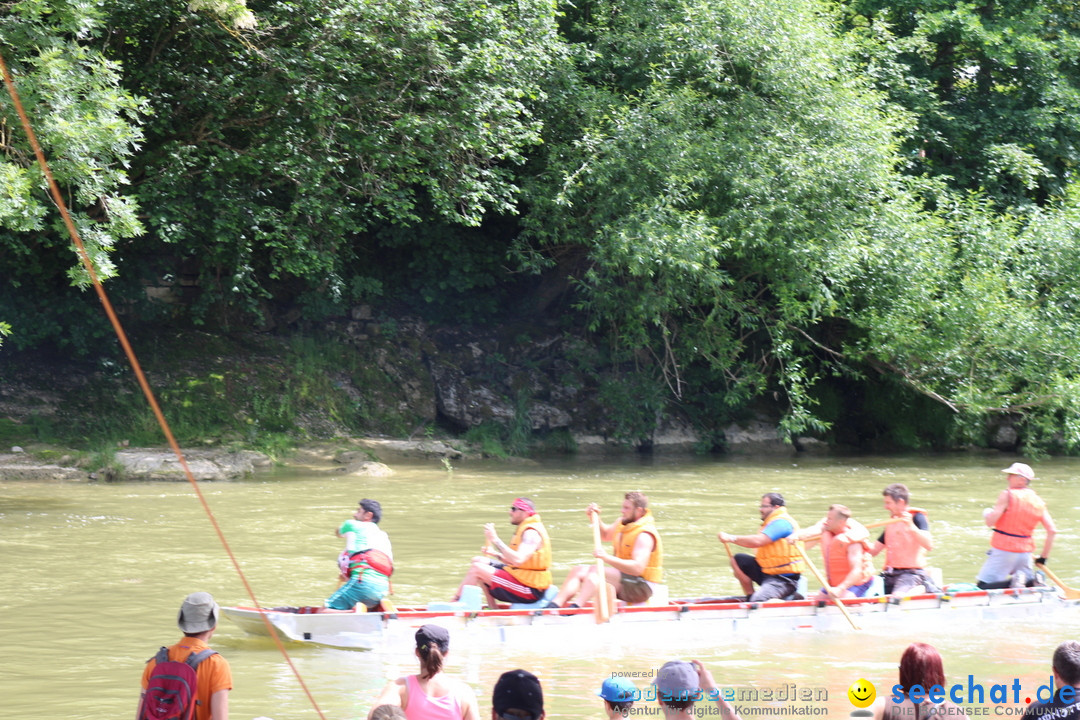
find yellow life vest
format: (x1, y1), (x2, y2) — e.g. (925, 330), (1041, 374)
(992, 488), (1046, 553)
(613, 509), (663, 583)
(755, 507), (805, 575)
(505, 514), (552, 589)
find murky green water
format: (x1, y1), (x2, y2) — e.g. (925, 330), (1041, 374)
(3, 453), (1080, 719)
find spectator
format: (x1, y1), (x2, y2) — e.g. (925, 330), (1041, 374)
(598, 676), (637, 719)
(654, 660), (741, 720)
(492, 669), (545, 720)
(1024, 641), (1080, 718)
(369, 625), (479, 720)
(873, 643), (959, 719)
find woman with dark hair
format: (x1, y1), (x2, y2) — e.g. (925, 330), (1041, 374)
(874, 643), (959, 719)
(368, 625), (479, 720)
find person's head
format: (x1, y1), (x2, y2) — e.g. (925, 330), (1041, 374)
(898, 643), (946, 693)
(824, 504), (852, 533)
(598, 676), (637, 717)
(621, 492), (649, 525)
(655, 661), (699, 712)
(492, 669), (545, 720)
(177, 592), (219, 637)
(882, 484), (910, 516)
(414, 624), (450, 679)
(510, 498), (536, 526)
(1052, 641), (1080, 689)
(759, 493), (784, 521)
(370, 705), (407, 720)
(1002, 462), (1035, 488)
(356, 498), (383, 524)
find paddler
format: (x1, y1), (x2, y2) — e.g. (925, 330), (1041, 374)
(325, 498), (394, 611)
(545, 491), (663, 609)
(869, 483), (940, 596)
(718, 492), (804, 601)
(976, 462), (1056, 589)
(794, 504), (876, 598)
(451, 497), (552, 608)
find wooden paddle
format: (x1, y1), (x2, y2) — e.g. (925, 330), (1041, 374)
(794, 542), (861, 630)
(592, 512), (611, 623)
(801, 516), (905, 543)
(1036, 562), (1080, 600)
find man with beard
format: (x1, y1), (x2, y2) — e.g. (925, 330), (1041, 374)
(452, 497), (552, 608)
(717, 492), (805, 602)
(545, 492), (663, 609)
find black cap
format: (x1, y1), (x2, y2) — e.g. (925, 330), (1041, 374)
(359, 498), (383, 524)
(493, 670), (544, 720)
(415, 624), (450, 653)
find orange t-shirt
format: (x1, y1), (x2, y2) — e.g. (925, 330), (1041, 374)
(140, 637), (232, 720)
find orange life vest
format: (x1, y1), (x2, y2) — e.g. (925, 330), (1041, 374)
(992, 488), (1046, 553)
(613, 509), (663, 583)
(883, 507), (929, 569)
(505, 514), (552, 589)
(755, 507), (805, 575)
(823, 519), (875, 587)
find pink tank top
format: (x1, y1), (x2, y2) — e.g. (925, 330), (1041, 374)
(404, 675), (464, 720)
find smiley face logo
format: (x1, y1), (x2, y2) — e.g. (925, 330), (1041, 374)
(847, 678), (876, 708)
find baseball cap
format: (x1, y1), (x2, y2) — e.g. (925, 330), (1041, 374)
(415, 624), (450, 653)
(493, 669), (544, 720)
(598, 676), (638, 702)
(654, 661), (699, 701)
(359, 498), (383, 523)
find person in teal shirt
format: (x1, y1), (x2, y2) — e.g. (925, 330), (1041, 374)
(325, 499), (393, 610)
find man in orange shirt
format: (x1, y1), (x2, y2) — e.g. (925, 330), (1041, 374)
(139, 592), (232, 720)
(977, 462), (1056, 589)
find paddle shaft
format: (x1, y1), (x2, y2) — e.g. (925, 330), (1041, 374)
(592, 514), (610, 622)
(802, 516), (904, 543)
(794, 543), (861, 630)
(1037, 562), (1080, 600)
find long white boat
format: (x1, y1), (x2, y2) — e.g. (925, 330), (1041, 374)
(223, 586), (1079, 651)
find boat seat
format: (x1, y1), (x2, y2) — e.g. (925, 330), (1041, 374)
(510, 586), (558, 610)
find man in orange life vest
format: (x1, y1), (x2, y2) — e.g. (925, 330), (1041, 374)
(453, 497), (552, 608)
(546, 491), (664, 608)
(977, 462), (1056, 589)
(796, 504), (876, 599)
(718, 492), (805, 602)
(869, 483), (940, 596)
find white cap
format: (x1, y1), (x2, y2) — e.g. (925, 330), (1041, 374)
(1002, 462), (1035, 481)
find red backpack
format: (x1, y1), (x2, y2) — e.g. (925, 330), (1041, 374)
(138, 646), (218, 720)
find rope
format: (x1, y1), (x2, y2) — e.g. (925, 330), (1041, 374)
(0, 49), (328, 720)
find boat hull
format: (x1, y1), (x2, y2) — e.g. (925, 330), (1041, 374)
(223, 587), (1077, 651)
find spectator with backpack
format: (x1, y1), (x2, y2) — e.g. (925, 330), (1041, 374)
(139, 592), (232, 720)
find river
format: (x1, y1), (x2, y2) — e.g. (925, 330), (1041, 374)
(2, 452), (1079, 719)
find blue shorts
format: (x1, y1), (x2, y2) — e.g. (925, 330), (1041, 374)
(324, 573), (389, 610)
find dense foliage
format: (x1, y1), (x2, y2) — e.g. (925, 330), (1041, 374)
(3, 0), (1080, 451)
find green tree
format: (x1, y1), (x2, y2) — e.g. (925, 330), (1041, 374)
(104, 0), (562, 323)
(844, 0), (1080, 206)
(0, 0), (147, 350)
(519, 0), (911, 437)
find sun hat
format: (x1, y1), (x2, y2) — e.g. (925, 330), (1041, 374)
(177, 592), (219, 634)
(598, 676), (638, 702)
(1002, 463), (1035, 481)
